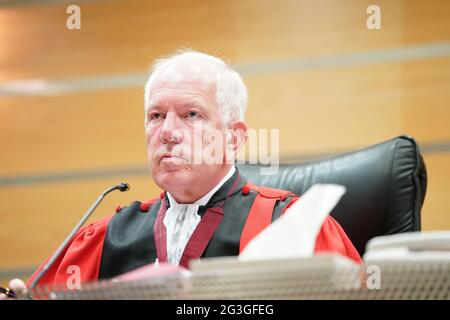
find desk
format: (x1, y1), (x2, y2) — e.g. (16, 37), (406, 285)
(31, 255), (450, 300)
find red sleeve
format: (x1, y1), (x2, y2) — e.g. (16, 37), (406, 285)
(314, 215), (362, 264)
(27, 216), (112, 288)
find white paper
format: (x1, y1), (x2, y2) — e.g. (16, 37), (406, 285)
(239, 184), (346, 261)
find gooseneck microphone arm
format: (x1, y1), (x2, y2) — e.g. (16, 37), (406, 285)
(27, 182), (130, 296)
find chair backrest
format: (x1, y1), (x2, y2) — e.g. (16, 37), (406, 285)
(237, 135), (427, 256)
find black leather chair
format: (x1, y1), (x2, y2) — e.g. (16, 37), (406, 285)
(237, 135), (427, 256)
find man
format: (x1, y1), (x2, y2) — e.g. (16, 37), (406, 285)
(1, 50), (361, 298)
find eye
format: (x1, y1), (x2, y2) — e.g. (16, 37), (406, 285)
(149, 112), (164, 121)
(185, 110), (201, 120)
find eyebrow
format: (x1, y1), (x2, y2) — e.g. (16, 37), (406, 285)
(183, 100), (208, 112)
(145, 99), (209, 113)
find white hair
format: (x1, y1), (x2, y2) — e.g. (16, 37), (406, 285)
(144, 49), (248, 125)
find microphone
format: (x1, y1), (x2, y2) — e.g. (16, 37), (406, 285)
(118, 182), (130, 192)
(27, 182), (130, 297)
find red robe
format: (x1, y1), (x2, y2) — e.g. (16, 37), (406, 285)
(28, 173), (362, 288)
(27, 215), (361, 287)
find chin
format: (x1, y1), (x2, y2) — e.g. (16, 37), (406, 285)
(153, 167), (192, 192)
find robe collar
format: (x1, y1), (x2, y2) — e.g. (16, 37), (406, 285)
(166, 165), (236, 209)
(154, 168), (247, 268)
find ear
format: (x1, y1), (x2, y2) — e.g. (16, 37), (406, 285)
(225, 120), (247, 161)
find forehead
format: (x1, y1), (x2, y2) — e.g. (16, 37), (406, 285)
(147, 73), (217, 111)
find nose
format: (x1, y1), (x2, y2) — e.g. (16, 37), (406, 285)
(160, 111), (183, 144)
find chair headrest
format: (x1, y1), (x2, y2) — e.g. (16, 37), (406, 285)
(237, 135), (427, 255)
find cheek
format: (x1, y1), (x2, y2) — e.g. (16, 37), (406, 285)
(145, 132), (160, 158)
(145, 121), (163, 135)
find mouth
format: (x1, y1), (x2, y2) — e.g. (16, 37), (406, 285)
(158, 153), (186, 164)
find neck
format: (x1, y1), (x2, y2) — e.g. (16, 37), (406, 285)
(169, 164), (233, 204)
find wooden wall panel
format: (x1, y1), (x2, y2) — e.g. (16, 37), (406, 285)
(0, 89), (147, 175)
(1, 0), (448, 81)
(421, 154), (450, 231)
(0, 176), (162, 268)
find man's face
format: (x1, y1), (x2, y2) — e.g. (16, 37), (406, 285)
(145, 70), (230, 200)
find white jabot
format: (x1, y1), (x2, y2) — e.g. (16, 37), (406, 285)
(164, 166), (236, 265)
